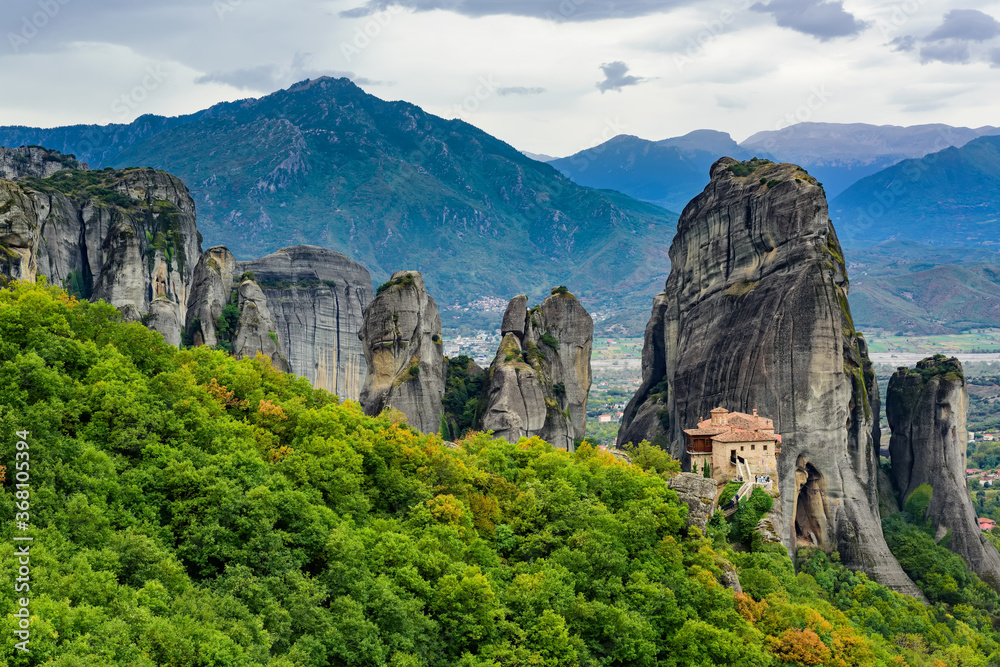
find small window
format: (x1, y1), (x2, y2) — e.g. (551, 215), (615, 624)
(740, 446), (744, 451)
(763, 445), (768, 451)
(751, 444), (755, 451)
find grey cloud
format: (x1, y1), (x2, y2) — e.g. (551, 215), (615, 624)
(991, 48), (1000, 67)
(919, 41), (971, 64)
(497, 86), (546, 96)
(340, 0), (689, 22)
(750, 0), (867, 40)
(715, 94), (749, 110)
(925, 9), (1000, 42)
(890, 35), (916, 52)
(596, 61), (646, 93)
(196, 53), (379, 91)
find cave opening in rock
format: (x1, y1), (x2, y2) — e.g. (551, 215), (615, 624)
(795, 458), (828, 547)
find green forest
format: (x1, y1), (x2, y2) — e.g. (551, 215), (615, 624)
(1, 280), (1000, 665)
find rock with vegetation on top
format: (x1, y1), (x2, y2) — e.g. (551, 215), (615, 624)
(238, 246), (372, 401)
(617, 157), (920, 596)
(0, 145), (83, 180)
(0, 148), (200, 344)
(358, 271), (445, 434)
(887, 356), (1000, 589)
(478, 288), (593, 451)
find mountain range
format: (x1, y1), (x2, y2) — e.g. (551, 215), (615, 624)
(0, 77), (677, 333)
(4, 80), (1000, 335)
(548, 122), (1000, 207)
(548, 130), (754, 213)
(831, 135), (1000, 248)
(846, 242), (1000, 334)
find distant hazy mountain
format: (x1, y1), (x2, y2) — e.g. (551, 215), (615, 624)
(521, 151), (556, 162)
(742, 122), (1000, 197)
(0, 77), (677, 329)
(549, 130), (754, 212)
(548, 123), (1000, 211)
(831, 135), (1000, 247)
(846, 242), (1000, 334)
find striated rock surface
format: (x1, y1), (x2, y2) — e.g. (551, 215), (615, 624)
(185, 246), (239, 348)
(478, 289), (593, 451)
(2, 149), (368, 394)
(239, 246), (372, 401)
(232, 279), (290, 371)
(887, 356), (1000, 589)
(618, 157), (919, 595)
(0, 180), (43, 285)
(667, 472), (718, 532)
(0, 149), (200, 344)
(358, 271), (445, 433)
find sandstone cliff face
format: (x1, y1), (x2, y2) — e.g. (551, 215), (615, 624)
(2, 149), (367, 395)
(238, 246), (372, 401)
(0, 149), (200, 344)
(232, 279), (290, 372)
(478, 290), (593, 451)
(617, 157), (919, 595)
(887, 356), (1000, 589)
(0, 180), (42, 284)
(358, 271), (445, 434)
(185, 246), (239, 348)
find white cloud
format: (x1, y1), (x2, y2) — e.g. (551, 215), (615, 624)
(0, 0), (998, 156)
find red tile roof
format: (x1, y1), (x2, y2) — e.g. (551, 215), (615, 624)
(712, 430), (782, 443)
(686, 408), (782, 446)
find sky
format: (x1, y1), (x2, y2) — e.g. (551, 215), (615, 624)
(0, 0), (998, 156)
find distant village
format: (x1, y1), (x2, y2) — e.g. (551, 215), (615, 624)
(966, 430), (1000, 532)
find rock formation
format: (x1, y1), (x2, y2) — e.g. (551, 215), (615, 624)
(358, 271), (445, 434)
(0, 148), (199, 344)
(232, 279), (290, 371)
(0, 145), (83, 180)
(238, 246), (372, 401)
(1, 148), (372, 399)
(617, 157), (920, 595)
(887, 356), (1000, 589)
(478, 289), (593, 451)
(185, 246), (239, 348)
(667, 472), (718, 532)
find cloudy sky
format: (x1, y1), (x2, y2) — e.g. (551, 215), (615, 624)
(1, 0), (998, 156)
